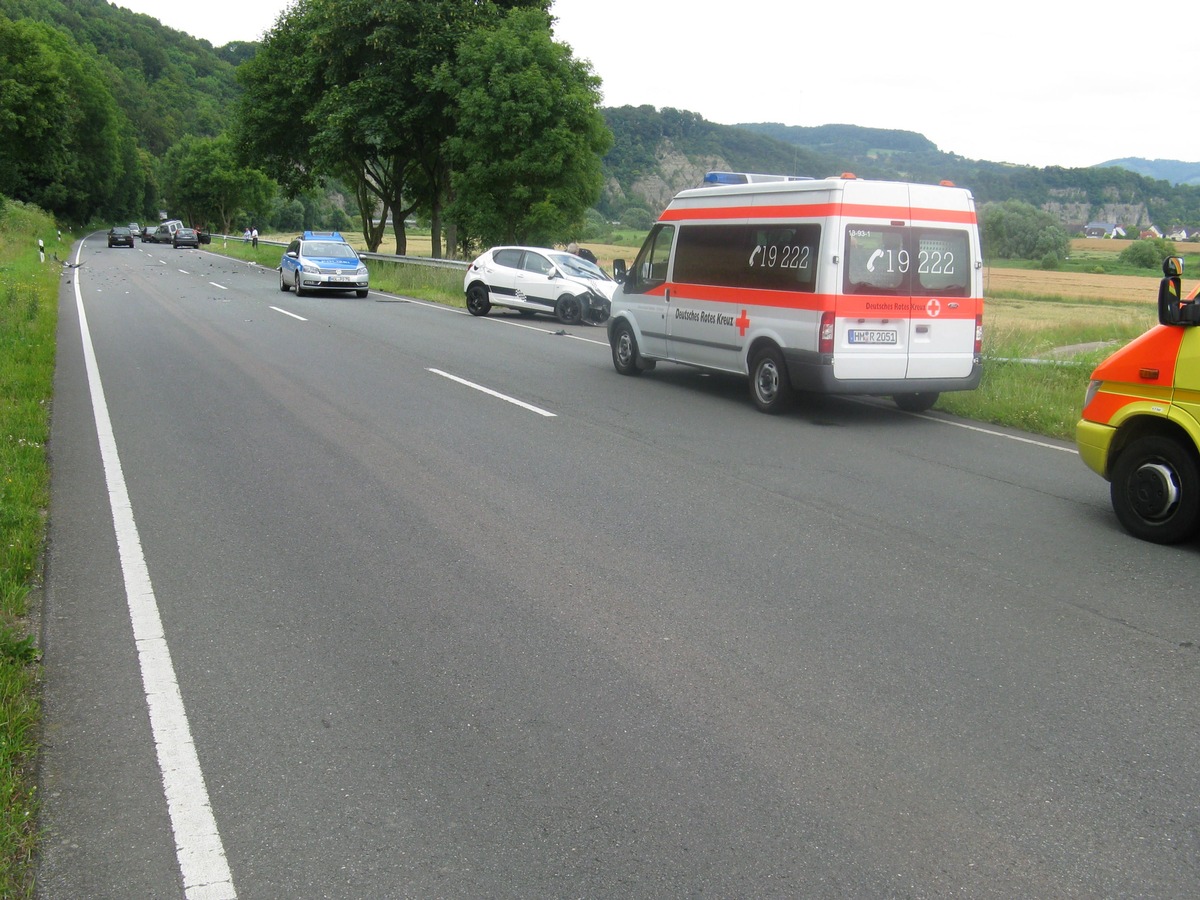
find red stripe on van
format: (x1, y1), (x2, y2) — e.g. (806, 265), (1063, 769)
(660, 202), (975, 225)
(669, 284), (980, 319)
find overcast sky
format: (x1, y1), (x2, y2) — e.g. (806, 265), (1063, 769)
(111, 0), (1199, 170)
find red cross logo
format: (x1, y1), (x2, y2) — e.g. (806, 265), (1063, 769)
(926, 298), (941, 318)
(735, 309), (750, 336)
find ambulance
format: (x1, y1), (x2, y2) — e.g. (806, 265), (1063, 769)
(1076, 258), (1200, 544)
(606, 172), (984, 413)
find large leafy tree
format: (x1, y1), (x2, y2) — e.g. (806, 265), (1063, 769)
(236, 0), (549, 255)
(980, 199), (1070, 261)
(439, 7), (611, 248)
(0, 17), (131, 222)
(162, 135), (274, 234)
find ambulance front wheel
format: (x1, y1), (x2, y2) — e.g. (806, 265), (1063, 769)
(611, 320), (646, 376)
(750, 346), (795, 414)
(1110, 435), (1200, 544)
(894, 392), (939, 413)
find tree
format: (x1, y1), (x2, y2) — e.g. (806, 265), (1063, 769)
(0, 18), (131, 222)
(439, 7), (611, 247)
(980, 199), (1070, 262)
(162, 135), (274, 233)
(236, 0), (548, 254)
(1119, 237), (1177, 269)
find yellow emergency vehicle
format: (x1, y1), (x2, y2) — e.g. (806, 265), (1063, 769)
(1076, 258), (1200, 543)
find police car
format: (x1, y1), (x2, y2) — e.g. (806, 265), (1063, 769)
(279, 231), (369, 298)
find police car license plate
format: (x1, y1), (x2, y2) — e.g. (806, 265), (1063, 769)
(329, 275), (353, 282)
(848, 329), (897, 345)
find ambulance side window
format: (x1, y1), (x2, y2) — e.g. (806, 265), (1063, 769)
(626, 224), (675, 294)
(674, 224), (820, 292)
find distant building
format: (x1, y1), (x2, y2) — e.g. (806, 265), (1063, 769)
(1084, 222), (1126, 238)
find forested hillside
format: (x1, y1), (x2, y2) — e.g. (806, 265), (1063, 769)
(0, 0), (241, 151)
(599, 111), (1200, 236)
(0, 0), (242, 222)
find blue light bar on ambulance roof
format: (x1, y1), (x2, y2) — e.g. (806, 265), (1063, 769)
(702, 171), (813, 185)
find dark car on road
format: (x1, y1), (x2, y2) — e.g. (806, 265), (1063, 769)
(145, 220), (184, 244)
(107, 226), (134, 248)
(172, 227), (201, 249)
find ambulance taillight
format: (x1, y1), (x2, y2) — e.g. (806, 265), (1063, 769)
(819, 311), (835, 355)
(974, 314), (983, 356)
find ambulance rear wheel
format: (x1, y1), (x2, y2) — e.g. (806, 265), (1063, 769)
(894, 392), (939, 412)
(1110, 435), (1200, 544)
(750, 346), (794, 414)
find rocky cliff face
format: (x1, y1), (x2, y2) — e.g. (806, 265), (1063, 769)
(604, 139), (731, 215)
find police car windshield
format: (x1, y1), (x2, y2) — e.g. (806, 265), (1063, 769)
(551, 253), (609, 280)
(304, 241), (356, 258)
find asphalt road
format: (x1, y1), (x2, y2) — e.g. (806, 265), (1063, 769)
(36, 235), (1200, 899)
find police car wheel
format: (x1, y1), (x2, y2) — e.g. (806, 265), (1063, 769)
(295, 276), (306, 297)
(466, 283), (491, 316)
(279, 268), (289, 292)
(894, 392), (938, 412)
(1110, 435), (1200, 544)
(750, 346), (794, 414)
(555, 294), (583, 325)
(611, 320), (642, 376)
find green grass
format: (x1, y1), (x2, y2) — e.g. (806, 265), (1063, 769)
(0, 199), (60, 899)
(1002, 247), (1200, 277)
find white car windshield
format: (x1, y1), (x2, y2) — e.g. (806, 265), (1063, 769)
(550, 253), (610, 281)
(304, 242), (357, 258)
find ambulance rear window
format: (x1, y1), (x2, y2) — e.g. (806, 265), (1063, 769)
(673, 224), (821, 292)
(844, 226), (971, 297)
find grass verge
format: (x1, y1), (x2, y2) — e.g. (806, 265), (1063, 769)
(0, 199), (60, 898)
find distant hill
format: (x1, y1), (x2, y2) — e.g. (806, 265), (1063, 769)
(1096, 158), (1200, 188)
(598, 108), (1200, 235)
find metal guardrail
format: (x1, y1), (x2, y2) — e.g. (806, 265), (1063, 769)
(211, 234), (469, 271)
(360, 251), (469, 272)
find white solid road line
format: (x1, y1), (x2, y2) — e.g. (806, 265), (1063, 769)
(72, 243), (238, 900)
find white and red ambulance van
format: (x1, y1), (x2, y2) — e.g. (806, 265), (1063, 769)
(607, 172), (984, 413)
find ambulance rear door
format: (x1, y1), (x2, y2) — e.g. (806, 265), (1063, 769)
(836, 181), (979, 382)
(903, 183), (980, 380)
(836, 180), (913, 380)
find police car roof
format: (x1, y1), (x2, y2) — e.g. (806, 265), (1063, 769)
(301, 231), (345, 241)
